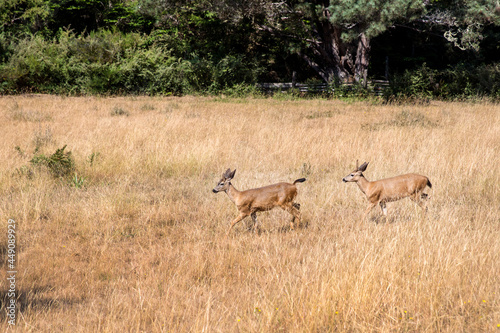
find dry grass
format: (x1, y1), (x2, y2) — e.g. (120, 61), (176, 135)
(0, 95), (499, 332)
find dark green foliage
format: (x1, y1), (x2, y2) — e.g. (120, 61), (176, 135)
(87, 152), (100, 166)
(30, 145), (75, 178)
(0, 30), (187, 94)
(16, 144), (88, 187)
(328, 0), (425, 40)
(49, 0), (153, 35)
(0, 0), (499, 97)
(0, 28), (265, 95)
(389, 63), (500, 99)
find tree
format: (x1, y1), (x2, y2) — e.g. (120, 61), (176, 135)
(421, 0), (500, 52)
(49, 0), (153, 35)
(210, 0), (499, 84)
(0, 0), (51, 36)
(327, 0), (425, 84)
(187, 0), (426, 84)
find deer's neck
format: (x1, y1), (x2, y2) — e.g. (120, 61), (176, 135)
(225, 183), (240, 205)
(356, 175), (371, 196)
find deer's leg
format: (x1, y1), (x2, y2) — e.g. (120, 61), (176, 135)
(250, 213), (260, 233)
(362, 202), (377, 223)
(410, 193), (428, 211)
(226, 212), (248, 236)
(245, 215), (254, 231)
(285, 204), (301, 230)
(245, 219), (253, 231)
(379, 202), (387, 215)
(410, 193), (428, 223)
(379, 202), (388, 222)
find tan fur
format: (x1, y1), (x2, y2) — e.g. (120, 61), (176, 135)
(343, 161), (432, 222)
(213, 169), (305, 235)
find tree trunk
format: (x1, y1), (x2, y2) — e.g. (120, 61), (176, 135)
(354, 33), (371, 87)
(320, 22), (348, 83)
(299, 8), (349, 84)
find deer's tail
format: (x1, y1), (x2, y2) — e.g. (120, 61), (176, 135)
(293, 178), (306, 185)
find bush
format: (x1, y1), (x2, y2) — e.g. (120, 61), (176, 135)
(30, 145), (75, 178)
(0, 30), (188, 94)
(388, 63), (500, 100)
(0, 29), (264, 96)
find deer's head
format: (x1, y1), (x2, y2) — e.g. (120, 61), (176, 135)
(342, 161), (368, 183)
(213, 168), (236, 193)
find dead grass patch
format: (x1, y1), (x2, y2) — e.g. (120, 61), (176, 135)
(0, 96), (498, 332)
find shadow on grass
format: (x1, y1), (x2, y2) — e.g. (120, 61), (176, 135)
(0, 286), (82, 321)
(276, 219), (310, 233)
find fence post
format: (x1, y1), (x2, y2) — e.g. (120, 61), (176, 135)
(385, 56), (389, 80)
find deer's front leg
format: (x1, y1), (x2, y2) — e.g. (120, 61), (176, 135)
(362, 202), (377, 223)
(226, 212), (248, 236)
(379, 201), (388, 223)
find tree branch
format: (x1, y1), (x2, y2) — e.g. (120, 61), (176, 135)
(393, 24), (446, 39)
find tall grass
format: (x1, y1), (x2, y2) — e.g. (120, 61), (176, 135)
(0, 96), (499, 332)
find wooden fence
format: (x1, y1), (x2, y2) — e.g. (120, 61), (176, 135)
(257, 80), (390, 96)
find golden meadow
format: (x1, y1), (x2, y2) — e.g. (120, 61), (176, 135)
(0, 95), (499, 332)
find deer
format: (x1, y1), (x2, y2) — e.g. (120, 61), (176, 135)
(212, 168), (306, 235)
(342, 161), (432, 223)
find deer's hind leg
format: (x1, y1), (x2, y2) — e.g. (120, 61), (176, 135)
(410, 191), (429, 222)
(410, 192), (428, 211)
(282, 202), (301, 230)
(250, 212), (261, 233)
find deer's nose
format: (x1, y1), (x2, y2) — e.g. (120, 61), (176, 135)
(212, 189), (218, 193)
(342, 178), (347, 182)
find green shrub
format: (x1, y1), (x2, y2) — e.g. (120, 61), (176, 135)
(30, 145), (75, 178)
(3, 27), (497, 99)
(388, 63), (500, 100)
(70, 172), (86, 189)
(0, 28), (267, 95)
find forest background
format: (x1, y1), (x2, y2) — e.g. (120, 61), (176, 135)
(1, 0), (500, 98)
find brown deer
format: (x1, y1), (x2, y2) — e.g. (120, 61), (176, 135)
(342, 161), (432, 222)
(213, 169), (306, 235)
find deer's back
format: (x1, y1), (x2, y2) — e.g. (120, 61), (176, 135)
(237, 182), (297, 212)
(369, 173), (429, 202)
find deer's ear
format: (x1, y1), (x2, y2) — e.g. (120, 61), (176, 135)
(358, 162), (369, 172)
(223, 168), (231, 178)
(228, 169), (236, 179)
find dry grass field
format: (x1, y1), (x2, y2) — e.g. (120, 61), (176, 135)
(0, 95), (499, 332)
